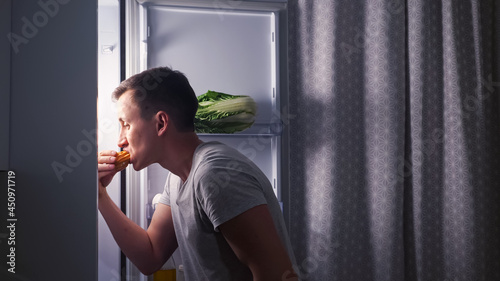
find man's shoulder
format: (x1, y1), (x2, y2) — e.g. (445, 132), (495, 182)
(196, 141), (245, 162)
(193, 141), (256, 178)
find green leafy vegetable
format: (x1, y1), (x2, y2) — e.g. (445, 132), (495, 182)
(195, 90), (257, 134)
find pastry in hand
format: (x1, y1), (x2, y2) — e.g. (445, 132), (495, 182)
(114, 151), (130, 172)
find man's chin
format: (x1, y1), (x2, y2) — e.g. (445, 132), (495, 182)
(131, 163), (147, 171)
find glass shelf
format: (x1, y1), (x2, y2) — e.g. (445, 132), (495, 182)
(196, 121), (284, 137)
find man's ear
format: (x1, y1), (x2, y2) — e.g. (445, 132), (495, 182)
(155, 111), (169, 136)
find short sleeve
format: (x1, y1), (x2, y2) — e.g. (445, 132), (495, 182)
(195, 163), (267, 231)
(158, 173), (172, 206)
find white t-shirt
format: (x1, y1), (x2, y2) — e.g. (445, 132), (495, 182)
(159, 141), (296, 281)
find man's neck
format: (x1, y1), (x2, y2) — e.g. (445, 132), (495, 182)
(158, 132), (203, 182)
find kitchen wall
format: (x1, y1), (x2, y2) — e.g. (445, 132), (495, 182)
(0, 0), (11, 170)
(5, 0), (98, 280)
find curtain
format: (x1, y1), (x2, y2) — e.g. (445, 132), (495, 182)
(287, 0), (500, 280)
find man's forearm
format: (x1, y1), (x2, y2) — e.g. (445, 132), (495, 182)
(98, 192), (162, 275)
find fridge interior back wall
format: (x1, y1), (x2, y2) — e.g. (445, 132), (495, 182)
(124, 0), (288, 279)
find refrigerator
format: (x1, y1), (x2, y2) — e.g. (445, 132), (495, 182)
(98, 0), (289, 280)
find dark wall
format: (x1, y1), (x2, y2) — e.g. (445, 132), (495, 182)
(3, 0), (98, 280)
(0, 0), (11, 170)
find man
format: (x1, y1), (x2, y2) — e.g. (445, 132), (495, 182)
(98, 67), (298, 280)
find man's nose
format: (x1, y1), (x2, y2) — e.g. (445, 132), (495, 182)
(117, 134), (128, 148)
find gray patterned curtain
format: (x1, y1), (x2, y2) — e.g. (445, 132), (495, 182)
(287, 0), (500, 280)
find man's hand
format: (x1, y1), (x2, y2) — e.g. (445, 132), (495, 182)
(98, 150), (119, 197)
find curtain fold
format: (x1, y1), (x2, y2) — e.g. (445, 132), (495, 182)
(287, 0), (500, 280)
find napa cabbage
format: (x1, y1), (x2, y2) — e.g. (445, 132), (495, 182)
(194, 90), (257, 134)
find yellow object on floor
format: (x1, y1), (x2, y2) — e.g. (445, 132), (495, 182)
(153, 269), (176, 281)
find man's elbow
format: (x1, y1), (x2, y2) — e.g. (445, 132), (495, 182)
(247, 260), (298, 281)
(134, 258), (165, 276)
(138, 264), (161, 276)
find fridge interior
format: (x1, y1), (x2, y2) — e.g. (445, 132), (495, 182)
(142, 1), (283, 209)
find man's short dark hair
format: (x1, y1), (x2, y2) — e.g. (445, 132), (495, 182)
(112, 66), (198, 132)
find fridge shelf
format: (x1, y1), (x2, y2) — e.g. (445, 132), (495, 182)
(196, 121), (284, 137)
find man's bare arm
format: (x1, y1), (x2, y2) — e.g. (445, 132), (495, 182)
(99, 195), (177, 275)
(219, 204), (298, 281)
(98, 150), (177, 275)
